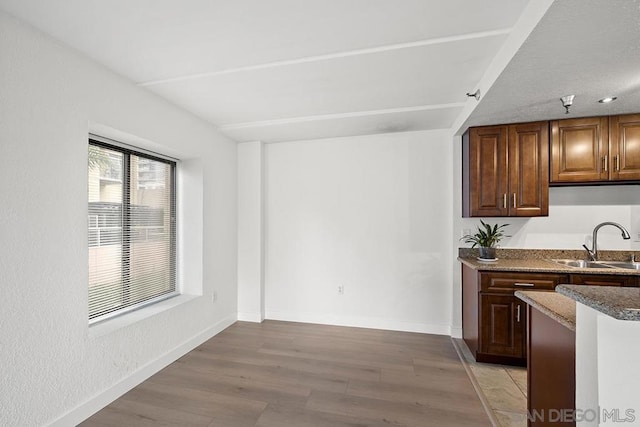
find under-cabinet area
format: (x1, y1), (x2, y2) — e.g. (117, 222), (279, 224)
(462, 113), (640, 218)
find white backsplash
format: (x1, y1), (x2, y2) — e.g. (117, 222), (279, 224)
(460, 186), (640, 251)
(632, 205), (640, 243)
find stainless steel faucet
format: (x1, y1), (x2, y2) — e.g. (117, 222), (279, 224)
(582, 222), (631, 261)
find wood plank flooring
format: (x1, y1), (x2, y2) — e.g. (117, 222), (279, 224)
(81, 321), (491, 426)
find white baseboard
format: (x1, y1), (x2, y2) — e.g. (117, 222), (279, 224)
(50, 314), (237, 427)
(450, 326), (463, 339)
(237, 311), (264, 322)
(265, 311), (452, 336)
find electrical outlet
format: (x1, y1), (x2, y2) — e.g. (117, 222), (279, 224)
(338, 285), (344, 295)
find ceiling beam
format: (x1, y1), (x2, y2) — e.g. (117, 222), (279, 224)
(219, 103), (465, 130)
(450, 0), (555, 135)
(138, 28), (512, 87)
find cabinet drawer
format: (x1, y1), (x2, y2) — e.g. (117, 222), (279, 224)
(480, 272), (569, 292)
(570, 274), (638, 287)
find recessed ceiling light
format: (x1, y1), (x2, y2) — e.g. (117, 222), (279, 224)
(598, 96), (617, 103)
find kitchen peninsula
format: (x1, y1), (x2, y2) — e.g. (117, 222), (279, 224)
(554, 285), (640, 427)
(515, 290), (576, 427)
(515, 285), (640, 427)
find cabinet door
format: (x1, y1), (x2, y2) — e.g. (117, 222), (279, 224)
(610, 114), (640, 181)
(551, 117), (608, 183)
(570, 274), (636, 287)
(480, 294), (525, 358)
(508, 122), (549, 216)
(467, 126), (509, 216)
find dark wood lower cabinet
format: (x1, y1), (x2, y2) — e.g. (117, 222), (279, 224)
(462, 265), (568, 366)
(462, 265), (638, 366)
(527, 305), (576, 427)
(480, 294), (525, 360)
(462, 264), (638, 425)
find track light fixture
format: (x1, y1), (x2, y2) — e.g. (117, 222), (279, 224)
(466, 89), (481, 101)
(560, 95), (575, 114)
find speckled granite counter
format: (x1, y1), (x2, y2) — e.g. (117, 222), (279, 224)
(458, 248), (640, 262)
(515, 291), (576, 331)
(556, 285), (640, 321)
(458, 248), (640, 276)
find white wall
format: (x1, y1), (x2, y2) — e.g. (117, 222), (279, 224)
(263, 130), (454, 334)
(451, 134), (640, 336)
(0, 11), (237, 426)
(237, 141), (265, 322)
(575, 303), (640, 426)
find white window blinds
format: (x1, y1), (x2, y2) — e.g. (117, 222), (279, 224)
(88, 139), (177, 322)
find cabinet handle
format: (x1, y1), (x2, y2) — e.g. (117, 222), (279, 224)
(603, 155), (608, 172)
(503, 193), (507, 209)
(615, 155), (620, 171)
(516, 304), (521, 323)
(514, 283), (535, 287)
(512, 193), (516, 208)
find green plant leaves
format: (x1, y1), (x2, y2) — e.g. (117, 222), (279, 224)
(460, 220), (509, 248)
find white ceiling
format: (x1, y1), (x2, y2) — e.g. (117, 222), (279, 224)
(0, 0), (531, 143)
(460, 0), (640, 132)
(6, 1), (637, 144)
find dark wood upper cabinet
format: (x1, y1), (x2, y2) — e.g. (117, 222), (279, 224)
(509, 122), (550, 216)
(463, 126), (508, 217)
(551, 117), (608, 183)
(610, 113), (640, 181)
(463, 121), (548, 217)
(551, 114), (640, 183)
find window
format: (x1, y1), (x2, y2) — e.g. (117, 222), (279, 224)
(88, 137), (177, 322)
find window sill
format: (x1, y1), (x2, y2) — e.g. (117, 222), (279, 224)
(88, 294), (198, 338)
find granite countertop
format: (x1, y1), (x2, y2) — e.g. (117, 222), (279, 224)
(515, 290), (576, 331)
(458, 248), (640, 276)
(556, 285), (640, 321)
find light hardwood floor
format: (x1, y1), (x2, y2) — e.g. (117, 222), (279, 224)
(81, 321), (491, 426)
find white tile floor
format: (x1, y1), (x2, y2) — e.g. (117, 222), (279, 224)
(453, 339), (528, 427)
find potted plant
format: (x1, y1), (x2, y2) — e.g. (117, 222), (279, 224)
(461, 220), (509, 260)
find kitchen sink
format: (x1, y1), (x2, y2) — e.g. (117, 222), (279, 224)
(549, 259), (613, 269)
(549, 259), (640, 270)
(596, 261), (640, 270)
